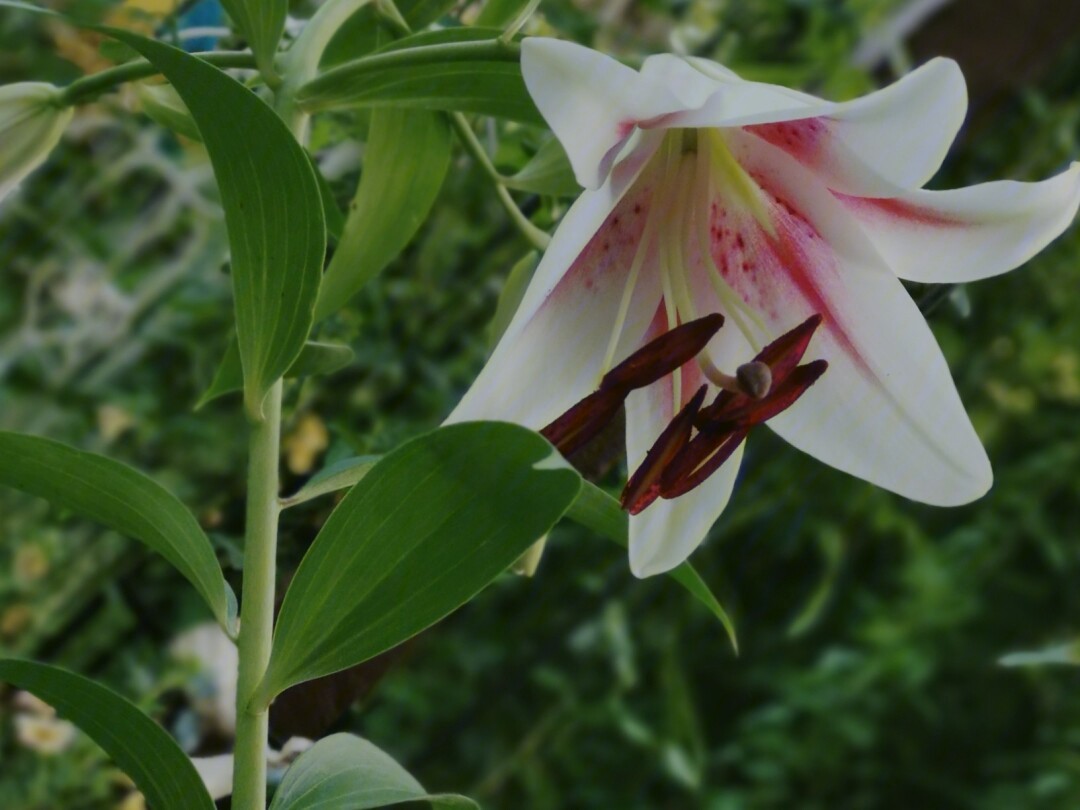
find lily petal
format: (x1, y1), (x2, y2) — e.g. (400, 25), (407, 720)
(708, 130), (992, 505)
(522, 39), (689, 189)
(446, 137), (664, 428)
(834, 162), (1080, 283)
(639, 54), (726, 109)
(667, 58), (965, 196)
(743, 58), (965, 194)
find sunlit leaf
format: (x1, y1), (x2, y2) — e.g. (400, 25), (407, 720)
(0, 660), (214, 810)
(269, 733), (477, 809)
(258, 422), (581, 701)
(0, 432), (235, 631)
(315, 108), (451, 320)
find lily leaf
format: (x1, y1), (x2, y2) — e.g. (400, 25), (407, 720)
(0, 660), (214, 810)
(0, 432), (235, 632)
(567, 481), (739, 653)
(274, 448), (737, 648)
(198, 340), (355, 409)
(309, 153), (347, 241)
(136, 82), (201, 142)
(269, 733), (477, 809)
(106, 30), (326, 420)
(487, 251), (538, 350)
(0, 5), (327, 419)
(297, 30), (541, 126)
(257, 422), (582, 702)
(476, 0), (532, 28)
(281, 455), (380, 508)
(220, 0), (287, 78)
(315, 108), (451, 320)
(398, 0), (457, 27)
(502, 137), (582, 197)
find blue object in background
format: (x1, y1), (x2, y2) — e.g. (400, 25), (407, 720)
(178, 0), (223, 52)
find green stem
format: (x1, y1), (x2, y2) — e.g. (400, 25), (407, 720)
(449, 113), (551, 250)
(369, 4), (548, 250)
(232, 379), (283, 810)
(59, 51), (258, 106)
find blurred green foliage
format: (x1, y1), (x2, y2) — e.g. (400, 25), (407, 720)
(1, 0), (1079, 808)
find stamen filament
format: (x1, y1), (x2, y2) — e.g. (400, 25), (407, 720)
(600, 146), (668, 379)
(693, 134), (767, 351)
(659, 136), (684, 407)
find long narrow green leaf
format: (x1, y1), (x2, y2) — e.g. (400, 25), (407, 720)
(567, 481), (739, 653)
(297, 36), (540, 125)
(270, 733), (477, 809)
(258, 423), (582, 702)
(281, 455), (380, 508)
(0, 660), (214, 810)
(0, 432), (235, 630)
(315, 107), (450, 320)
(104, 31), (326, 420)
(220, 0), (287, 77)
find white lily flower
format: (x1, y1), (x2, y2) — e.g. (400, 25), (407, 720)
(449, 39), (1080, 577)
(0, 82), (73, 205)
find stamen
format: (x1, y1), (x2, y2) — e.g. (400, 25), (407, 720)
(599, 148), (668, 379)
(621, 385), (708, 514)
(601, 314), (724, 392)
(627, 315), (829, 512)
(705, 129), (775, 237)
(659, 136), (684, 408)
(543, 314), (725, 457)
(680, 128), (697, 154)
(693, 136), (767, 350)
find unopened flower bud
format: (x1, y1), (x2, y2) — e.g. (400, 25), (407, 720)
(0, 83), (73, 204)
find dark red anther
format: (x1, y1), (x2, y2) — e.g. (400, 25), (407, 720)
(540, 387), (625, 457)
(753, 313), (822, 382)
(658, 427), (748, 499)
(601, 313), (724, 392)
(621, 385), (708, 514)
(540, 314), (725, 457)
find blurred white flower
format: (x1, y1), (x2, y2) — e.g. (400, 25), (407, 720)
(12, 689), (55, 717)
(0, 82), (73, 205)
(192, 738), (313, 801)
(15, 713), (76, 755)
(170, 621), (238, 736)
